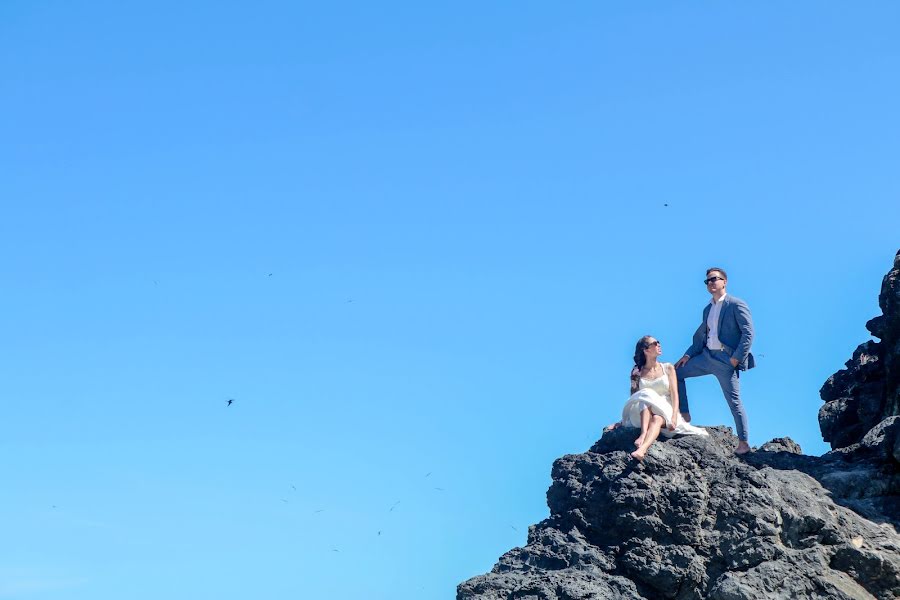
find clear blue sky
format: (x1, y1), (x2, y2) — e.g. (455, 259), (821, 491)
(2, 2), (899, 598)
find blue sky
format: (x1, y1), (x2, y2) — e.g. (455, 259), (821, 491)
(2, 2), (899, 598)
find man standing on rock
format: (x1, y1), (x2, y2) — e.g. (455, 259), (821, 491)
(674, 267), (755, 454)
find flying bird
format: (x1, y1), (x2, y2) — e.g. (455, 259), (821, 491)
(389, 501), (400, 512)
(226, 399), (234, 407)
(314, 509), (325, 514)
(434, 487), (445, 491)
(424, 472), (432, 478)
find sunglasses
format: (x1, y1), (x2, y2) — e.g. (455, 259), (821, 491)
(646, 340), (661, 347)
(704, 276), (725, 285)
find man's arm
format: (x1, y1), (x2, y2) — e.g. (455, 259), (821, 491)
(730, 299), (754, 366)
(683, 321), (706, 361)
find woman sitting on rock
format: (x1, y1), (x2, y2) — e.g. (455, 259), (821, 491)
(610, 335), (708, 460)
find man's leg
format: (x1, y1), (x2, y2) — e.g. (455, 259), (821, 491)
(676, 351), (716, 421)
(711, 357), (749, 447)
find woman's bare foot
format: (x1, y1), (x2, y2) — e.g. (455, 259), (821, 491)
(634, 434), (646, 448)
(630, 449), (646, 461)
(735, 441), (751, 455)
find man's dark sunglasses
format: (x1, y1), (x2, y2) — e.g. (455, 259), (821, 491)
(704, 276), (725, 285)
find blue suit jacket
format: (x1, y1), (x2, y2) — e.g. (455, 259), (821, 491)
(684, 294), (756, 371)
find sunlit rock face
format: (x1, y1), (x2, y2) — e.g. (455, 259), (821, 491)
(458, 250), (900, 600)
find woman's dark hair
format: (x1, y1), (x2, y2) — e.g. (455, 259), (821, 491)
(631, 335), (654, 392)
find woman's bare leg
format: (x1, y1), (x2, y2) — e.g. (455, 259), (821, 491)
(635, 406), (650, 447)
(632, 414), (664, 461)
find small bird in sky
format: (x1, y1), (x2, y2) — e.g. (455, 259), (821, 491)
(226, 399), (234, 407)
(314, 509), (325, 514)
(268, 273), (273, 277)
(434, 487), (445, 491)
(424, 472), (432, 478)
(332, 548), (340, 553)
(510, 525), (518, 532)
(281, 499), (289, 503)
(291, 484), (297, 491)
(389, 501), (400, 512)
(377, 530), (382, 536)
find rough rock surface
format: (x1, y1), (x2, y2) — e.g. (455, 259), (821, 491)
(458, 428), (900, 599)
(820, 250), (900, 450)
(459, 251), (900, 600)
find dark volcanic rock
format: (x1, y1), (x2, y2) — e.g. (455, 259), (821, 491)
(821, 250), (900, 450)
(458, 428), (900, 600)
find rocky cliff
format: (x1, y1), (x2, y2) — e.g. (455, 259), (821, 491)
(458, 251), (900, 600)
(820, 250), (900, 450)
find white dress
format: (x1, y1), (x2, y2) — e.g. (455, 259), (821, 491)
(621, 363), (709, 438)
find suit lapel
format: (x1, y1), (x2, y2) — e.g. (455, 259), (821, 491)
(717, 296), (730, 334)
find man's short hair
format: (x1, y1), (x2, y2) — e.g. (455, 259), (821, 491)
(706, 267), (728, 280)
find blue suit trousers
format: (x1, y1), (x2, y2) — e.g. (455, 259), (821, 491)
(676, 348), (748, 442)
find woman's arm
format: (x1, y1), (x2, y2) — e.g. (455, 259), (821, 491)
(667, 363), (680, 429)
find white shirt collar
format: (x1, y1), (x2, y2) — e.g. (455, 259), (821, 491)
(710, 292), (728, 305)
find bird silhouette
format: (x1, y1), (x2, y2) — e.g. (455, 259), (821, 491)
(226, 399), (234, 407)
(389, 501), (400, 512)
